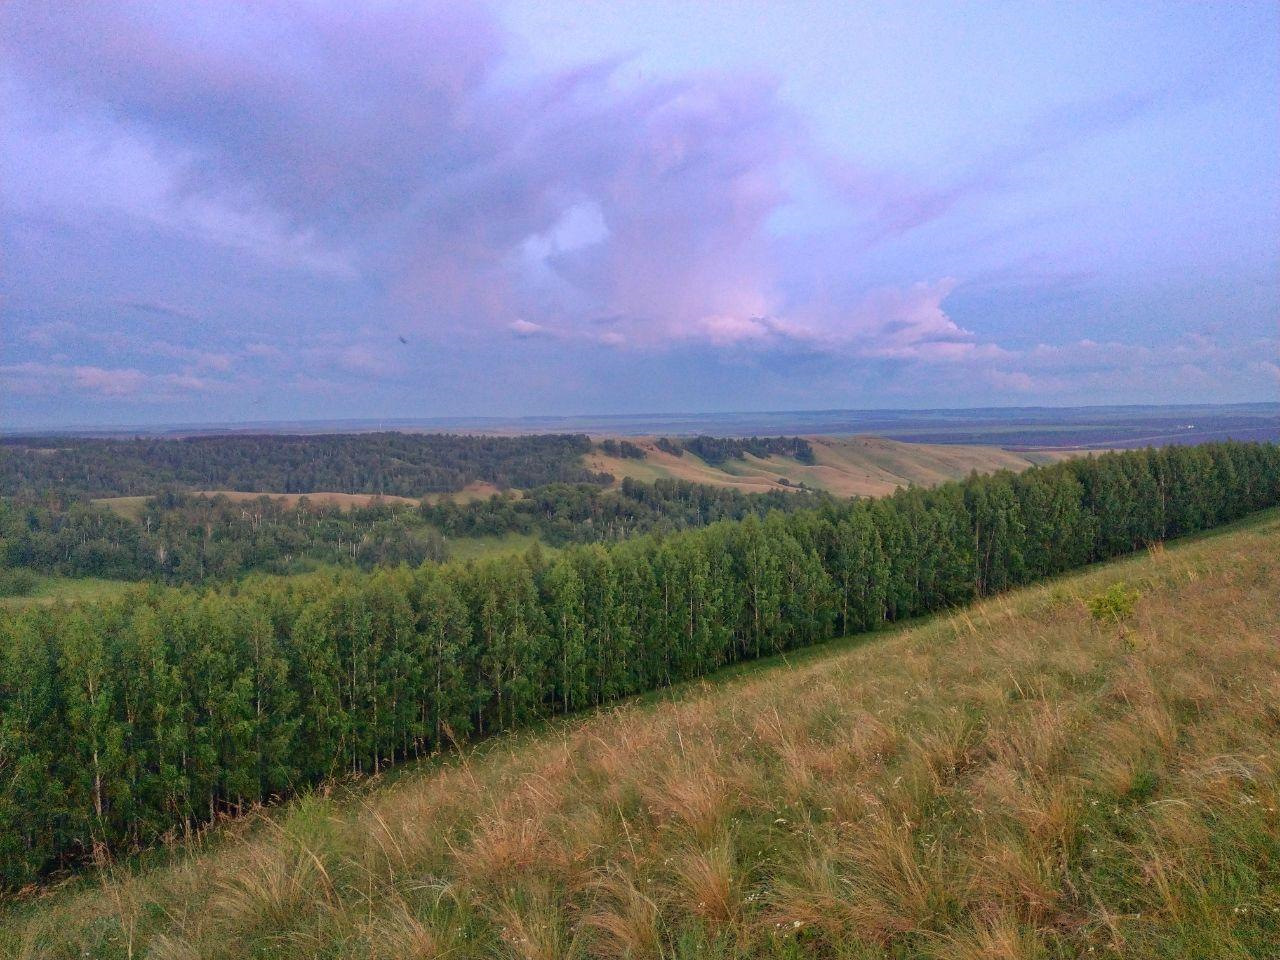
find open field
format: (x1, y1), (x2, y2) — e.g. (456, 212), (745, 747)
(0, 574), (136, 609)
(95, 483), (505, 518)
(586, 436), (1067, 497)
(91, 495), (152, 521)
(444, 531), (551, 563)
(6, 509), (1276, 959)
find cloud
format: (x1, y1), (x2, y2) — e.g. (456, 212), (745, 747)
(1, 362), (220, 400)
(22, 321), (80, 349)
(0, 2), (1272, 421)
(676, 278), (1007, 363)
(336, 345), (405, 378)
(72, 366), (152, 397)
(818, 89), (1171, 245)
(114, 299), (200, 323)
(1, 1), (797, 350)
(509, 319), (549, 338)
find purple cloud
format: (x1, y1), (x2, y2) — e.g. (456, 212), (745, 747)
(1, 1), (1274, 422)
(2, 1), (804, 350)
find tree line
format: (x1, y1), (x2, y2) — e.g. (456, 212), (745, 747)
(0, 432), (608, 499)
(0, 480), (829, 586)
(1, 442), (1276, 888)
(658, 435), (817, 465)
(0, 492), (447, 586)
(420, 477), (829, 545)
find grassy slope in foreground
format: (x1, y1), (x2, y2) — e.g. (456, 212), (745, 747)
(5, 512), (1278, 960)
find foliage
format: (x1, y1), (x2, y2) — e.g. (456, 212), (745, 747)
(0, 492), (447, 583)
(0, 441), (1276, 889)
(0, 568), (36, 597)
(1087, 581), (1141, 624)
(420, 477), (829, 547)
(670, 435), (817, 466)
(5, 505), (1279, 958)
(596, 439), (646, 459)
(0, 479), (829, 585)
(0, 432), (608, 498)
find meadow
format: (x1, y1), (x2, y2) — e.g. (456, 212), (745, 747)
(0, 574), (135, 609)
(3, 507), (1277, 959)
(583, 436), (1060, 497)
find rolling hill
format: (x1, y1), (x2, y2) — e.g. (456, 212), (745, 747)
(89, 437), (1064, 513)
(5, 509), (1276, 959)
(587, 435), (1067, 497)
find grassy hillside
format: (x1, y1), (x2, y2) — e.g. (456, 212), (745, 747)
(0, 574), (136, 609)
(5, 510), (1276, 959)
(585, 436), (1066, 496)
(88, 437), (1057, 513)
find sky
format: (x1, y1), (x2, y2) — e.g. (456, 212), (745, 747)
(2, 1), (1277, 428)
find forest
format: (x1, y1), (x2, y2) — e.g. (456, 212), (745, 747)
(0, 432), (608, 498)
(657, 435), (817, 465)
(1, 441), (1276, 889)
(0, 479), (828, 586)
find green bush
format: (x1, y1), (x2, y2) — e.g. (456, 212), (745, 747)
(1087, 582), (1140, 624)
(0, 567), (38, 597)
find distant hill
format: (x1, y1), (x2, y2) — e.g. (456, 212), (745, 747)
(587, 435), (1069, 497)
(13, 402), (1274, 448)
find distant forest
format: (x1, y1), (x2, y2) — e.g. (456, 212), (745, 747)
(0, 431), (824, 500)
(2, 441), (1277, 887)
(0, 432), (609, 498)
(656, 435), (816, 465)
(0, 479), (830, 586)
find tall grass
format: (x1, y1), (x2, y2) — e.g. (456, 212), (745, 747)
(3, 510), (1278, 959)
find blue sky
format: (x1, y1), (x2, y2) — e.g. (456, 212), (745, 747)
(2, 1), (1276, 427)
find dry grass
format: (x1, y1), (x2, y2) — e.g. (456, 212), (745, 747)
(3, 510), (1278, 959)
(583, 436), (1060, 497)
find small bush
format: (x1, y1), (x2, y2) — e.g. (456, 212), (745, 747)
(0, 567), (38, 597)
(1086, 582), (1140, 625)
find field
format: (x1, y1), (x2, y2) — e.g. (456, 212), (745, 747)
(586, 436), (1064, 497)
(444, 531), (551, 563)
(5, 509), (1276, 959)
(0, 574), (135, 609)
(94, 485), (502, 518)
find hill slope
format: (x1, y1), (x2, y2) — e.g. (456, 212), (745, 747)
(586, 436), (1065, 496)
(5, 510), (1277, 959)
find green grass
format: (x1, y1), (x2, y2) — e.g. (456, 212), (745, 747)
(0, 574), (137, 609)
(444, 530), (552, 563)
(91, 495), (152, 520)
(3, 511), (1278, 959)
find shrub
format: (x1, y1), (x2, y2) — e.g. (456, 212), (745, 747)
(1086, 582), (1140, 625)
(0, 567), (38, 597)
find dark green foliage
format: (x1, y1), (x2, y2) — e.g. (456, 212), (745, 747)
(0, 442), (1276, 889)
(0, 493), (448, 583)
(0, 480), (829, 586)
(0, 567), (37, 597)
(0, 432), (607, 499)
(672, 435), (817, 466)
(421, 477), (830, 547)
(596, 439), (646, 459)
